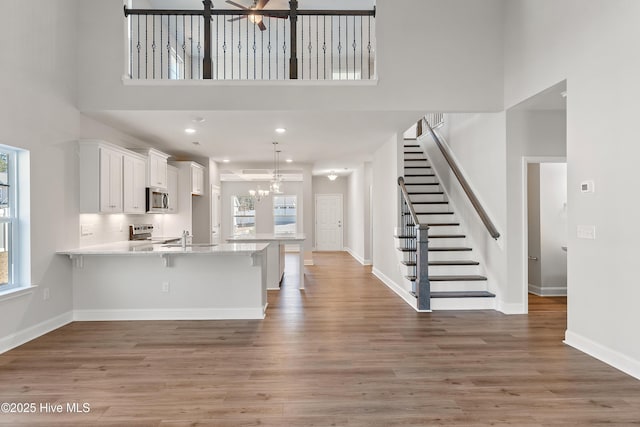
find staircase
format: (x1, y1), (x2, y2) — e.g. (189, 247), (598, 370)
(395, 139), (496, 310)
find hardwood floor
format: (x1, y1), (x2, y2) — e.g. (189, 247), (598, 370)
(1, 252), (639, 426)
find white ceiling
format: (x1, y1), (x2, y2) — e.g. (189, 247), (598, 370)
(88, 110), (417, 175)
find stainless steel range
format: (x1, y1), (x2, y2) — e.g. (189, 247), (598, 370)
(129, 224), (181, 244)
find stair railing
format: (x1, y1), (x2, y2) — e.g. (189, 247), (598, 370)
(398, 176), (430, 311)
(417, 117), (501, 240)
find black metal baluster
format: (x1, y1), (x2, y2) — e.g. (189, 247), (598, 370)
(145, 15), (148, 79)
(275, 17), (278, 79)
(301, 16), (304, 79)
(190, 16), (193, 79)
(253, 18), (256, 79)
(136, 15), (141, 79)
(352, 15), (356, 80)
(197, 17), (201, 78)
(152, 17), (156, 79)
(282, 18), (286, 79)
(261, 19), (264, 79)
(322, 16), (326, 80)
(239, 16), (244, 80)
(367, 16), (371, 79)
(268, 17), (272, 80)
(129, 16), (133, 78)
(316, 16), (319, 80)
(308, 15), (312, 79)
(215, 16), (219, 79)
(182, 16), (186, 79)
(246, 18), (250, 80)
(338, 16), (342, 79)
(175, 15), (178, 78)
(231, 17), (234, 79)
(360, 16), (363, 80)
(167, 16), (171, 78)
(160, 16), (164, 78)
(331, 17), (334, 79)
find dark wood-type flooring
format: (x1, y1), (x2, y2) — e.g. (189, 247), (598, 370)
(0, 252), (639, 426)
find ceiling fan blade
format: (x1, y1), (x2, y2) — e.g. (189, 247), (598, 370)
(258, 21), (267, 31)
(225, 0), (249, 9)
(227, 16), (247, 22)
(256, 0), (270, 9)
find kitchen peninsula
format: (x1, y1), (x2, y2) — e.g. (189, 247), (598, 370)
(58, 241), (269, 320)
(226, 233), (306, 290)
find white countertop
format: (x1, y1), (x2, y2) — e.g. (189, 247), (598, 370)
(58, 241), (269, 256)
(226, 233), (306, 242)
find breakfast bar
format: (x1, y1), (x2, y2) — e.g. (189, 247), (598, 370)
(58, 241), (269, 320)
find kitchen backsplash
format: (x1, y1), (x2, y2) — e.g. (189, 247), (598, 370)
(79, 213), (170, 246)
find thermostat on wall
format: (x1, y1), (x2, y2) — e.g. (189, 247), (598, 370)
(580, 180), (595, 193)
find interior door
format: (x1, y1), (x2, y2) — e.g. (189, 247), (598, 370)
(211, 185), (221, 244)
(315, 194), (343, 251)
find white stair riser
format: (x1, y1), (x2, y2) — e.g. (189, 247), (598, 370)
(413, 204), (451, 213)
(428, 250), (472, 261)
(404, 153), (427, 160)
(430, 281), (488, 293)
(428, 237), (467, 246)
(430, 297), (496, 310)
(409, 185), (442, 193)
(404, 175), (439, 185)
(417, 213), (455, 223)
(404, 167), (432, 175)
(410, 194), (446, 203)
(427, 226), (461, 235)
(428, 264), (481, 275)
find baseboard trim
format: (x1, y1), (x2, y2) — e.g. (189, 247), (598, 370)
(372, 268), (428, 312)
(565, 330), (640, 380)
(497, 300), (526, 314)
(73, 307), (266, 321)
(344, 247), (372, 266)
(0, 311), (73, 354)
(528, 284), (567, 297)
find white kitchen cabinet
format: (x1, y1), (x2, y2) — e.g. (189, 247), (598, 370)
(80, 140), (126, 214)
(191, 162), (205, 195)
(148, 149), (169, 189)
(123, 153), (147, 214)
(167, 165), (179, 213)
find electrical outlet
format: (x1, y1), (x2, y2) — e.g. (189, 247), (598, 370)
(43, 288), (50, 301)
(161, 282), (170, 293)
(80, 224), (93, 236)
(577, 225), (596, 240)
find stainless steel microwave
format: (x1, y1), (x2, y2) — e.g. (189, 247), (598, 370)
(146, 187), (169, 213)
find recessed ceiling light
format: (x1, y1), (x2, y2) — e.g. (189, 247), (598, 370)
(223, 159), (230, 163)
(192, 141), (200, 146)
(286, 158), (293, 163)
(185, 128), (196, 134)
(193, 117), (206, 123)
(275, 128), (287, 134)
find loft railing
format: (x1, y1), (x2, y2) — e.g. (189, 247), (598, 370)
(418, 115), (501, 240)
(398, 176), (430, 311)
(124, 0), (376, 81)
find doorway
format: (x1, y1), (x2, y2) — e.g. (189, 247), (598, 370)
(525, 159), (567, 312)
(315, 194), (343, 251)
(210, 185), (221, 244)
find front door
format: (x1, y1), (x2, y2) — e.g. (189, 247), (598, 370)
(315, 194), (343, 251)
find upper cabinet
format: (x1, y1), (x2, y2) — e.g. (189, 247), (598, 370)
(80, 140), (125, 213)
(167, 165), (179, 214)
(132, 148), (170, 189)
(191, 162), (205, 196)
(123, 152), (147, 214)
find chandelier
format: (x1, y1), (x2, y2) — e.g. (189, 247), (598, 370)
(270, 141), (283, 194)
(249, 186), (269, 202)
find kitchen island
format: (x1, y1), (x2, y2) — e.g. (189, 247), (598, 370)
(226, 233), (306, 290)
(58, 241), (269, 320)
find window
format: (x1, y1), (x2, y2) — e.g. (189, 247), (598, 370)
(273, 195), (297, 234)
(232, 196), (256, 236)
(169, 47), (184, 80)
(0, 149), (17, 288)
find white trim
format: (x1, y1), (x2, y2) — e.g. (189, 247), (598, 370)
(372, 268), (429, 312)
(73, 307), (266, 321)
(0, 311), (73, 354)
(528, 284), (567, 297)
(0, 285), (37, 303)
(344, 247), (371, 265)
(497, 299), (526, 314)
(565, 330), (640, 380)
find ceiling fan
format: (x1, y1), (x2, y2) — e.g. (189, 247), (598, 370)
(225, 0), (285, 31)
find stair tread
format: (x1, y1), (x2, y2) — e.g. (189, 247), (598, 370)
(429, 234), (465, 238)
(404, 166), (432, 169)
(431, 291), (496, 298)
(429, 275), (487, 281)
(404, 151), (424, 154)
(429, 247), (473, 251)
(405, 183), (439, 186)
(403, 212), (453, 215)
(427, 222), (460, 226)
(412, 201), (448, 205)
(429, 260), (480, 266)
(404, 174), (436, 177)
(408, 192), (443, 195)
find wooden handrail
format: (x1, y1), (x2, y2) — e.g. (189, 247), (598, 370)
(422, 119), (501, 240)
(397, 176), (420, 226)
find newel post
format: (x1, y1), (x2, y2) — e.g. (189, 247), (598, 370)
(202, 0), (213, 79)
(416, 224), (431, 311)
(289, 0), (299, 79)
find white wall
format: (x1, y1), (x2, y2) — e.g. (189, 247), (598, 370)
(425, 113), (508, 308)
(527, 163), (542, 289)
(538, 163), (567, 293)
(312, 176), (348, 251)
(77, 0), (504, 113)
(371, 134), (404, 290)
(346, 167), (366, 263)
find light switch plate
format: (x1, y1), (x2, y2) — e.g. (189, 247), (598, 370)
(581, 180), (595, 193)
(577, 225), (596, 239)
(80, 224), (93, 236)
